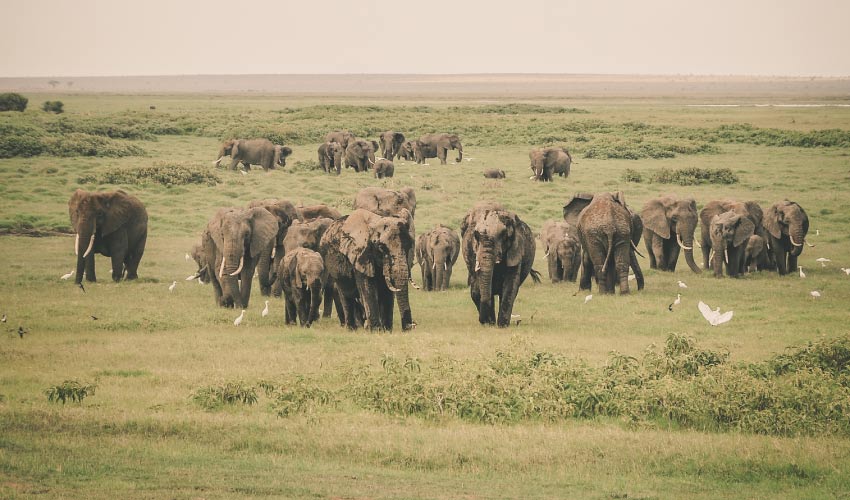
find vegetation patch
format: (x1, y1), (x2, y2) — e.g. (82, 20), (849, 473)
(45, 380), (97, 404)
(0, 93), (28, 112)
(448, 104), (589, 114)
(192, 381), (258, 410)
(261, 377), (337, 417)
(650, 167), (739, 185)
(42, 101), (64, 114)
(78, 163), (221, 187)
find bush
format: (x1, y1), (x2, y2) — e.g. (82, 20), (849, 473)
(0, 93), (28, 112)
(192, 381), (258, 410)
(650, 167), (739, 185)
(45, 380), (96, 404)
(621, 169), (644, 183)
(43, 133), (146, 157)
(42, 100), (64, 114)
(266, 377), (336, 417)
(78, 163), (221, 187)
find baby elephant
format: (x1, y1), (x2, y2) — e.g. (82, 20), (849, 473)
(273, 248), (326, 327)
(540, 220), (581, 283)
(373, 158), (395, 178)
(483, 169), (506, 179)
(744, 234), (766, 273)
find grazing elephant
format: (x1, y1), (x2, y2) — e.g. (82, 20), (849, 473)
(379, 131), (406, 160)
(641, 195), (701, 273)
(422, 225), (460, 291)
(700, 200), (765, 275)
(283, 217), (339, 320)
(320, 209), (416, 331)
(764, 200), (810, 275)
(274, 248), (325, 327)
(373, 159), (395, 178)
(483, 169), (506, 179)
(68, 189), (148, 285)
(297, 204), (342, 221)
(461, 202), (539, 327)
(399, 140), (417, 161)
(247, 199), (297, 293)
(707, 211), (755, 278)
(540, 220), (580, 283)
(418, 133), (463, 164)
(203, 207), (278, 308)
(214, 139), (292, 171)
(416, 233), (434, 291)
(412, 140), (438, 164)
(345, 139), (379, 173)
(325, 130), (355, 149)
(563, 192), (643, 294)
(744, 234), (766, 273)
(529, 147), (572, 182)
(318, 141), (345, 175)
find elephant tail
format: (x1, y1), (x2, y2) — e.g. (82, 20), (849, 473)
(601, 231), (615, 274)
(530, 268), (542, 284)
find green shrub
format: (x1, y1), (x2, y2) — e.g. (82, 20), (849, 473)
(650, 167), (739, 185)
(42, 100), (64, 114)
(192, 381), (258, 410)
(78, 163), (220, 187)
(0, 93), (28, 112)
(291, 159), (322, 172)
(621, 169), (645, 183)
(45, 380), (96, 404)
(43, 133), (146, 157)
(267, 376), (336, 417)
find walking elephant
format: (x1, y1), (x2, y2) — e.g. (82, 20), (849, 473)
(318, 141), (344, 175)
(641, 195), (701, 273)
(283, 217), (339, 320)
(399, 140), (417, 161)
(707, 211), (755, 278)
(247, 199), (297, 293)
(483, 169), (506, 179)
(379, 131), (405, 160)
(324, 130), (355, 149)
(412, 140), (438, 164)
(273, 248), (325, 327)
(345, 139), (379, 173)
(461, 202), (539, 327)
(418, 133), (463, 164)
(297, 204), (342, 221)
(373, 159), (395, 178)
(187, 241), (210, 284)
(214, 139), (292, 171)
(744, 234), (766, 274)
(540, 220), (580, 283)
(700, 200), (765, 275)
(320, 209), (416, 331)
(422, 225), (460, 291)
(68, 189), (148, 285)
(764, 200), (810, 275)
(529, 147), (572, 182)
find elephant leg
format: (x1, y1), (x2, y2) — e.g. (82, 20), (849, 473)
(469, 276), (482, 313)
(701, 240), (712, 270)
(646, 234), (658, 269)
(284, 296), (297, 325)
(124, 232), (146, 280)
(437, 147), (447, 164)
(547, 255), (559, 282)
(496, 270), (522, 327)
(297, 294), (310, 327)
(355, 275), (380, 330)
(616, 246), (631, 294)
(229, 158), (241, 171)
(212, 277), (224, 307)
(667, 242), (681, 272)
(630, 251), (645, 291)
(322, 282), (333, 318)
(110, 253), (124, 282)
(787, 252), (798, 276)
(378, 286), (394, 331)
(334, 284), (356, 329)
(85, 254), (97, 282)
(579, 251), (593, 291)
(650, 236), (664, 270)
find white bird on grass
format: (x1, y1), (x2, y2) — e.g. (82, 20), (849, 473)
(240, 170), (247, 176)
(262, 300), (269, 317)
(799, 266), (806, 278)
(841, 268), (850, 275)
(584, 294), (593, 304)
(185, 253), (191, 262)
(698, 301), (733, 326)
(628, 274), (635, 281)
(810, 291), (821, 299)
(677, 280), (688, 289)
(60, 271), (74, 280)
(816, 258), (831, 267)
(185, 274), (196, 281)
(1, 314), (5, 323)
(234, 310), (245, 326)
(816, 229), (820, 236)
(168, 281), (177, 292)
(668, 293), (681, 311)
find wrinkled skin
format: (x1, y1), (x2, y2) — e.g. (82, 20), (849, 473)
(641, 195), (701, 274)
(379, 131), (406, 160)
(700, 200), (765, 275)
(461, 203), (538, 327)
(708, 211), (755, 278)
(325, 130), (354, 149)
(398, 140), (417, 161)
(345, 139), (379, 173)
(540, 220), (580, 283)
(412, 140), (438, 164)
(483, 169), (506, 179)
(764, 200), (810, 275)
(189, 240), (210, 284)
(418, 133), (463, 164)
(68, 189), (148, 285)
(319, 209), (415, 331)
(274, 248), (325, 327)
(214, 138), (292, 172)
(246, 199), (296, 293)
(354, 186), (417, 270)
(416, 233), (434, 291)
(297, 204), (342, 221)
(318, 141), (344, 175)
(529, 147), (572, 182)
(373, 159), (395, 178)
(744, 234), (766, 273)
(423, 225), (460, 291)
(282, 217), (340, 321)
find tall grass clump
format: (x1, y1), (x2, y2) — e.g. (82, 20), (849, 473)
(45, 380), (97, 404)
(650, 167), (739, 185)
(78, 163), (220, 187)
(192, 381), (258, 410)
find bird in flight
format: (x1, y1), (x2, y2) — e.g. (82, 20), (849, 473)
(698, 301), (733, 326)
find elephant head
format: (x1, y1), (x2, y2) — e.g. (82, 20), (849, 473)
(379, 131), (406, 159)
(399, 140), (416, 160)
(471, 210), (524, 308)
(709, 211), (755, 277)
(321, 141), (344, 173)
(427, 226), (460, 291)
(641, 195), (701, 273)
(213, 139), (237, 167)
(346, 139), (378, 171)
(189, 240), (210, 284)
(439, 133), (463, 162)
(325, 130), (354, 149)
(745, 234), (766, 273)
(765, 200), (809, 257)
(274, 145), (293, 168)
(283, 218), (333, 253)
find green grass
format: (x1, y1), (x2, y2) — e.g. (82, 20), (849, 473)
(1, 93), (850, 498)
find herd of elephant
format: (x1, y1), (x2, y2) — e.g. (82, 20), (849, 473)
(66, 184), (809, 331)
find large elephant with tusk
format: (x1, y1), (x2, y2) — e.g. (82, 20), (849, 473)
(213, 138), (292, 172)
(68, 189), (148, 285)
(764, 200), (810, 275)
(641, 195), (701, 274)
(706, 211), (755, 278)
(344, 139), (379, 173)
(246, 199), (297, 294)
(379, 131), (406, 160)
(699, 199), (766, 276)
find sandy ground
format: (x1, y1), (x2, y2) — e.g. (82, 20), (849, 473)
(2, 74), (849, 100)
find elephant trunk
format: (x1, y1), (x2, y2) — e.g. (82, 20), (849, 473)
(477, 240), (495, 318)
(678, 227), (702, 274)
(455, 143), (463, 163)
(789, 224), (806, 257)
(434, 255), (448, 291)
(74, 221), (96, 284)
(257, 250), (272, 296)
(308, 280), (323, 326)
(221, 243), (246, 308)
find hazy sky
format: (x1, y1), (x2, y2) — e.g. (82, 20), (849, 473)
(2, 0), (848, 77)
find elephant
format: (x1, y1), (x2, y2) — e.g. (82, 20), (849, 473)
(379, 131), (406, 160)
(373, 159), (395, 178)
(563, 192), (644, 294)
(318, 141), (345, 175)
(297, 204), (342, 221)
(421, 225), (461, 291)
(68, 189), (148, 285)
(273, 248), (325, 327)
(540, 220), (580, 283)
(416, 233), (434, 291)
(764, 200), (810, 275)
(353, 186), (416, 218)
(214, 139), (292, 172)
(744, 234), (766, 273)
(188, 241), (210, 284)
(641, 195), (701, 274)
(461, 202), (539, 327)
(202, 206), (279, 308)
(283, 217), (339, 320)
(345, 139), (380, 173)
(399, 140), (417, 161)
(325, 130), (355, 149)
(699, 200), (765, 275)
(529, 147), (572, 182)
(319, 208), (415, 331)
(483, 169), (506, 179)
(707, 211), (755, 278)
(412, 140), (438, 164)
(418, 133), (463, 164)
(246, 198), (297, 293)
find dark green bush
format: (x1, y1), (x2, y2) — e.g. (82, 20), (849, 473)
(0, 93), (28, 112)
(78, 163), (220, 187)
(650, 167), (739, 185)
(43, 133), (146, 157)
(42, 100), (64, 114)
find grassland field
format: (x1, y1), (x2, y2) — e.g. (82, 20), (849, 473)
(1, 90), (850, 499)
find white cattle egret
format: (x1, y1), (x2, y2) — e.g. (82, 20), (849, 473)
(197, 277), (203, 284)
(1, 314), (5, 323)
(698, 301), (733, 326)
(60, 271), (74, 280)
(262, 300), (269, 317)
(810, 291), (821, 299)
(668, 293), (681, 311)
(799, 266), (806, 278)
(234, 310), (245, 326)
(584, 294), (593, 304)
(841, 268), (850, 275)
(168, 281), (177, 292)
(628, 274), (635, 281)
(816, 229), (820, 236)
(240, 170), (247, 176)
(678, 280), (688, 289)
(185, 253), (191, 262)
(816, 258), (831, 267)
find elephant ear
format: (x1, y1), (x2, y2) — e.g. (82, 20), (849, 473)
(340, 211), (374, 277)
(207, 208), (229, 251)
(231, 141), (240, 157)
(612, 191), (627, 208)
(641, 198), (670, 239)
(289, 253), (303, 288)
(734, 216), (756, 247)
(68, 189), (85, 228)
(544, 148), (561, 166)
(563, 193), (594, 226)
(101, 191), (136, 236)
(501, 213), (524, 267)
(394, 132), (404, 143)
(764, 204), (782, 239)
(247, 208), (278, 258)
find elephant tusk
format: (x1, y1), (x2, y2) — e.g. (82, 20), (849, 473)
(409, 278), (420, 290)
(631, 241), (645, 259)
(74, 233), (79, 255)
(789, 234), (803, 247)
(432, 262), (436, 270)
(724, 249), (729, 264)
(271, 247), (276, 259)
(368, 157), (375, 165)
(229, 256), (244, 276)
(212, 156), (224, 165)
(385, 276), (401, 293)
(676, 233), (693, 251)
(444, 262), (448, 271)
(695, 241), (702, 248)
(475, 260), (481, 272)
(219, 258), (226, 278)
(82, 233), (96, 259)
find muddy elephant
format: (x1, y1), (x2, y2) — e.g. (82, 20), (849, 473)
(540, 220), (580, 283)
(483, 169), (506, 179)
(421, 225), (460, 291)
(563, 192), (643, 294)
(68, 189), (148, 285)
(297, 204), (342, 221)
(700, 200), (765, 275)
(273, 248), (325, 327)
(202, 207), (278, 308)
(764, 200), (810, 275)
(418, 133), (463, 164)
(641, 195), (701, 273)
(320, 209), (415, 331)
(379, 131), (406, 160)
(283, 217), (339, 320)
(247, 198), (297, 293)
(318, 141), (345, 175)
(214, 139), (292, 172)
(373, 159), (395, 178)
(354, 186), (417, 270)
(529, 147), (572, 182)
(461, 202), (539, 327)
(707, 211), (755, 278)
(325, 130), (355, 149)
(744, 234), (766, 273)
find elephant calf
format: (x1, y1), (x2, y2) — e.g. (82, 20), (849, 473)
(318, 141), (344, 175)
(744, 234), (766, 273)
(483, 169), (506, 179)
(373, 159), (395, 178)
(274, 248), (326, 327)
(417, 225), (460, 291)
(708, 211), (755, 278)
(540, 220), (580, 283)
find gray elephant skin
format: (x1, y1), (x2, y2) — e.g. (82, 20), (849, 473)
(373, 159), (395, 178)
(325, 130), (355, 149)
(283, 217), (339, 321)
(529, 147), (572, 182)
(706, 211), (755, 278)
(417, 225), (460, 291)
(68, 189), (148, 285)
(764, 200), (810, 275)
(354, 186), (417, 268)
(399, 140), (417, 161)
(379, 131), (406, 160)
(699, 200), (765, 276)
(462, 202), (540, 327)
(483, 169), (506, 179)
(274, 248), (325, 327)
(345, 139), (380, 173)
(418, 133), (463, 164)
(412, 140), (438, 164)
(297, 204), (342, 221)
(214, 139), (292, 171)
(318, 141), (345, 175)
(246, 198), (297, 293)
(641, 195), (701, 273)
(320, 209), (416, 331)
(744, 234), (766, 273)
(540, 220), (580, 283)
